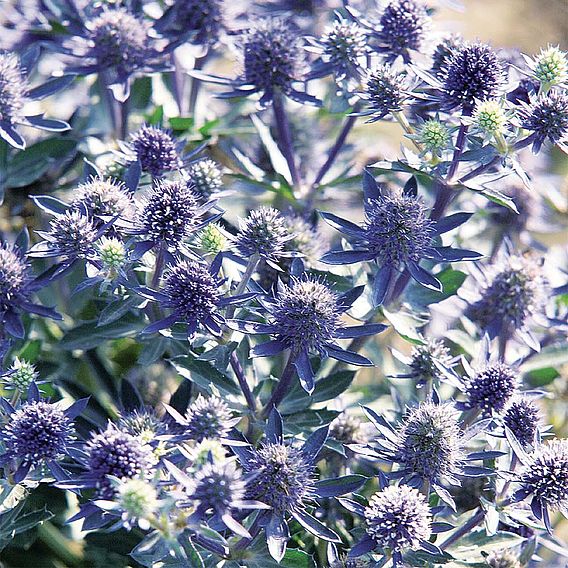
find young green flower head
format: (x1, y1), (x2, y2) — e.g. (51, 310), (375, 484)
(417, 119), (450, 153)
(473, 100), (508, 134)
(532, 46), (567, 88)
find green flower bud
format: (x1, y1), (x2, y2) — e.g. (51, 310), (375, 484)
(474, 100), (507, 134)
(196, 223), (227, 255)
(97, 237), (127, 272)
(417, 119), (450, 152)
(118, 478), (158, 520)
(533, 46), (567, 88)
(6, 357), (38, 392)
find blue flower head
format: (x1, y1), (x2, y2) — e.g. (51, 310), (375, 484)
(233, 409), (351, 561)
(71, 176), (136, 222)
(165, 394), (237, 441)
(0, 48), (71, 149)
(0, 388), (87, 482)
(190, 18), (320, 108)
(230, 263), (385, 392)
(441, 41), (506, 111)
(358, 65), (411, 122)
(364, 485), (431, 556)
(186, 158), (224, 199)
(518, 90), (568, 153)
(503, 397), (540, 448)
(155, 0), (224, 47)
(84, 425), (156, 499)
(465, 247), (548, 349)
(165, 457), (268, 538)
(0, 234), (62, 339)
(61, 7), (168, 101)
(139, 256), (249, 338)
(431, 34), (463, 78)
(375, 0), (431, 62)
(464, 362), (518, 417)
(514, 439), (568, 532)
(306, 16), (368, 88)
(128, 125), (182, 178)
(321, 171), (481, 306)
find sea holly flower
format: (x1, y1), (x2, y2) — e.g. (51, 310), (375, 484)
(0, 386), (87, 482)
(305, 15), (368, 90)
(28, 209), (108, 275)
(0, 47), (71, 149)
(417, 41), (506, 114)
(124, 125), (182, 178)
(357, 65), (413, 122)
(346, 0), (432, 64)
(502, 397), (542, 449)
(229, 263), (386, 393)
(232, 408), (363, 561)
(517, 90), (568, 153)
(512, 439), (568, 532)
(0, 357), (38, 393)
(57, 6), (169, 102)
(70, 176), (137, 224)
(351, 402), (497, 508)
(0, 233), (62, 339)
(522, 46), (568, 91)
(185, 158), (225, 200)
(155, 0), (225, 48)
(138, 256), (253, 339)
(164, 394), (240, 442)
(115, 477), (160, 530)
(430, 34), (464, 79)
(414, 118), (451, 158)
(341, 484), (441, 565)
(234, 206), (297, 269)
(129, 179), (219, 261)
(165, 458), (269, 538)
(190, 18), (320, 108)
(320, 171), (481, 306)
(485, 550), (522, 568)
(465, 245), (549, 349)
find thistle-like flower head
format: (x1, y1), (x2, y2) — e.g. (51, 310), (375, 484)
(86, 8), (154, 78)
(531, 46), (567, 88)
(162, 260), (221, 322)
(473, 99), (508, 135)
(1, 401), (74, 469)
(2, 357), (38, 392)
(235, 206), (291, 263)
(117, 478), (159, 520)
(466, 250), (548, 344)
(0, 244), (29, 314)
(272, 276), (342, 353)
(503, 398), (540, 447)
(189, 460), (246, 514)
(519, 91), (568, 152)
(244, 442), (315, 512)
(396, 402), (465, 483)
(47, 210), (99, 259)
(431, 34), (463, 78)
(441, 42), (505, 111)
(361, 65), (410, 121)
(407, 338), (453, 385)
(183, 394), (234, 442)
(186, 158), (224, 199)
(330, 413), (366, 445)
(319, 18), (367, 80)
(465, 363), (518, 416)
(71, 176), (136, 221)
(416, 119), (450, 154)
(241, 18), (305, 100)
(129, 125), (181, 177)
(86, 426), (155, 498)
(96, 237), (127, 273)
(518, 439), (568, 520)
(376, 0), (431, 62)
(364, 485), (431, 553)
(118, 409), (165, 444)
(139, 180), (201, 248)
(364, 193), (434, 265)
(0, 52), (27, 124)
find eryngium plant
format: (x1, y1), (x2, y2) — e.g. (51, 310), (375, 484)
(0, 2), (566, 567)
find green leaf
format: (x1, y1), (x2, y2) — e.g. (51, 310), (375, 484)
(408, 268), (467, 306)
(280, 371), (356, 414)
(171, 355), (240, 397)
(97, 295), (141, 327)
(449, 530), (525, 559)
(6, 138), (77, 188)
(382, 308), (427, 345)
(60, 315), (144, 350)
(169, 117), (195, 132)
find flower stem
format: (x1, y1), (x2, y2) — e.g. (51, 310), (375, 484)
(261, 352), (296, 418)
(230, 351), (257, 413)
(273, 93), (301, 189)
(446, 121), (470, 181)
(189, 55), (207, 117)
(150, 243), (166, 289)
(440, 508), (485, 550)
(225, 253), (260, 321)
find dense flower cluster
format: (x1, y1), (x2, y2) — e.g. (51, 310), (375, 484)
(0, 2), (567, 567)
